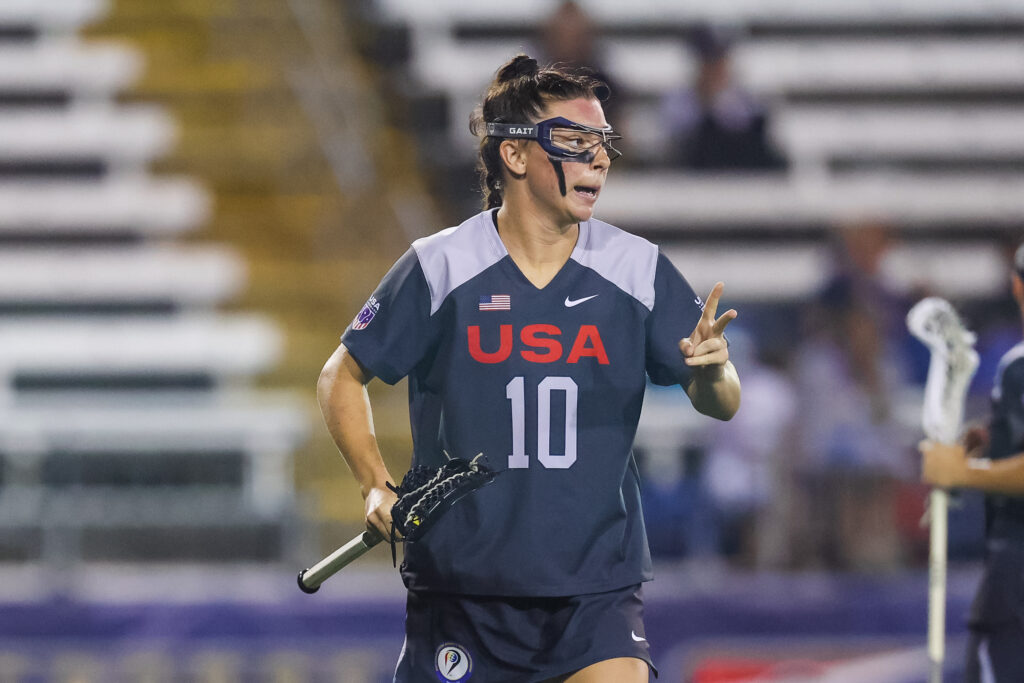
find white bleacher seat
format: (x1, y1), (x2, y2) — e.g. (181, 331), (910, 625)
(419, 36), (1024, 162)
(0, 246), (246, 306)
(661, 242), (1005, 301)
(662, 244), (829, 301)
(734, 40), (1024, 95)
(376, 0), (1024, 25)
(421, 38), (1024, 104)
(0, 0), (108, 32)
(0, 393), (310, 515)
(0, 176), (211, 235)
(0, 393), (308, 453)
(0, 40), (142, 97)
(774, 106), (1024, 162)
(879, 243), (1007, 298)
(0, 314), (282, 379)
(597, 173), (1024, 227)
(0, 104), (176, 165)
(0, 488), (278, 526)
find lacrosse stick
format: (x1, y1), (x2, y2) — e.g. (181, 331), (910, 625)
(907, 297), (979, 683)
(298, 453), (498, 594)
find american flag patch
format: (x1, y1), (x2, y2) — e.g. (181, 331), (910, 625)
(479, 294), (511, 311)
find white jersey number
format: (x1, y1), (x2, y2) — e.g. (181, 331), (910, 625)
(505, 376), (578, 469)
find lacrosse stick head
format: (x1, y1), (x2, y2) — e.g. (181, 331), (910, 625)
(390, 453), (499, 543)
(906, 297), (980, 443)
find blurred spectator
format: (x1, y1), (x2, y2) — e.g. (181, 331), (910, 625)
(639, 439), (719, 562)
(635, 383), (720, 561)
(661, 24), (787, 171)
(703, 328), (798, 568)
(533, 1), (624, 130)
(792, 223), (916, 572)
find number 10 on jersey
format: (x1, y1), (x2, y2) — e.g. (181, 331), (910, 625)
(505, 376), (577, 469)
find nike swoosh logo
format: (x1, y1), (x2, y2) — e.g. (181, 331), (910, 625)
(631, 631), (646, 642)
(565, 294), (598, 307)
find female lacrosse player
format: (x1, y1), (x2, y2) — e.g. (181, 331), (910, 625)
(318, 55), (740, 683)
(919, 244), (1024, 683)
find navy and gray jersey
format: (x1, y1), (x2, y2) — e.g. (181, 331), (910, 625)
(985, 342), (1024, 530)
(969, 342), (1024, 631)
(341, 209), (704, 597)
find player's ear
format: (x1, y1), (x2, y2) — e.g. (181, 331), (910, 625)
(499, 139), (528, 178)
(1012, 272), (1024, 307)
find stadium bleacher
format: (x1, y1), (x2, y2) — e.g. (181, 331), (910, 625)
(0, 0), (310, 565)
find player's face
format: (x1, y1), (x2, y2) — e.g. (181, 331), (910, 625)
(524, 97), (612, 226)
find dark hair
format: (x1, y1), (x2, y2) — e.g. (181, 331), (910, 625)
(469, 54), (608, 210)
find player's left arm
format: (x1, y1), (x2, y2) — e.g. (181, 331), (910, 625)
(681, 281), (740, 420)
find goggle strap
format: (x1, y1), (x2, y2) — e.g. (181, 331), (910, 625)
(486, 123), (537, 139)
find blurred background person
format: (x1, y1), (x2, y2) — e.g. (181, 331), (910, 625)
(660, 24), (788, 171)
(792, 223), (917, 571)
(920, 243), (1024, 683)
(533, 1), (624, 131)
(702, 328), (798, 569)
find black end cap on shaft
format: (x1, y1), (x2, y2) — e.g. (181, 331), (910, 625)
(297, 569), (320, 594)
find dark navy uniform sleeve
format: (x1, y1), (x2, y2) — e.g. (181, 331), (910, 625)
(990, 357), (1024, 460)
(645, 252), (705, 386)
(341, 248), (439, 385)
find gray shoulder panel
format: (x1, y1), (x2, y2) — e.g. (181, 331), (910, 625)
(572, 218), (658, 310)
(994, 341), (1024, 401)
(412, 211), (508, 315)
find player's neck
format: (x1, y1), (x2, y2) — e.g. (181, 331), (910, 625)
(494, 205), (578, 288)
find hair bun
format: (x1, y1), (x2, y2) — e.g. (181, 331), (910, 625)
(497, 54), (539, 82)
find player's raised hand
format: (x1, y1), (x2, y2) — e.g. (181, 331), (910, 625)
(680, 281), (737, 368)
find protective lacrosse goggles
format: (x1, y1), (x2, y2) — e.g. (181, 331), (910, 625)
(486, 116), (622, 162)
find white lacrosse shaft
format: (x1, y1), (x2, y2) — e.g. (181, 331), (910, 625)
(907, 297), (979, 683)
(927, 489), (948, 683)
(297, 531), (381, 594)
(922, 329), (955, 683)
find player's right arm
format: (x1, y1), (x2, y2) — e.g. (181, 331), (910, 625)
(920, 439), (1024, 494)
(922, 356), (1024, 495)
(317, 342), (398, 541)
(920, 423), (1024, 494)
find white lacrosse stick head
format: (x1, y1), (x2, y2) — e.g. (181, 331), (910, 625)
(906, 297), (980, 444)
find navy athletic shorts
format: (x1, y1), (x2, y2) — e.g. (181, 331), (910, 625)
(393, 583), (656, 683)
(966, 531), (1024, 682)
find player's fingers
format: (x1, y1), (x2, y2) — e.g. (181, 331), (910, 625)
(712, 309), (737, 337)
(679, 338), (694, 357)
(701, 282), (724, 321)
(365, 521), (386, 542)
(692, 337), (727, 355)
(684, 342), (729, 366)
(368, 511), (400, 541)
(685, 350), (729, 367)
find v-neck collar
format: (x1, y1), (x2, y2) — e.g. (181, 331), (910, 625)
(486, 209), (591, 292)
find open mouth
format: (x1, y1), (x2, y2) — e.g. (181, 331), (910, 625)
(573, 185), (599, 199)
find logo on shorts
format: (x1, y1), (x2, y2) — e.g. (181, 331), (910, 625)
(434, 642), (473, 682)
(352, 296), (380, 330)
